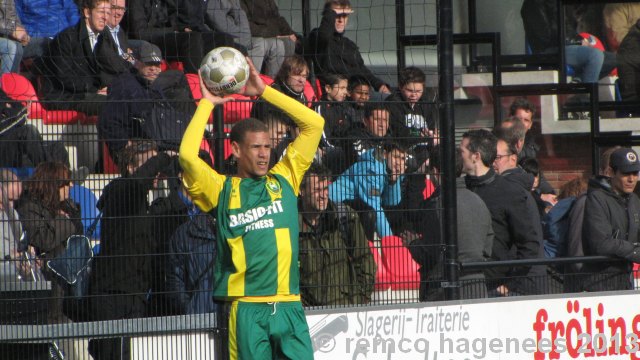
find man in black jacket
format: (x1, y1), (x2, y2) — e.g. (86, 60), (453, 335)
(581, 147), (640, 291)
(617, 20), (640, 102)
(384, 66), (437, 148)
(460, 129), (542, 296)
(98, 42), (195, 163)
(304, 0), (389, 93)
(95, 0), (134, 87)
(38, 0), (111, 115)
(89, 139), (175, 360)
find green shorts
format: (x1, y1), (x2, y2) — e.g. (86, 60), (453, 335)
(228, 300), (313, 360)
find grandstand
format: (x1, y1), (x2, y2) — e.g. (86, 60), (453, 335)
(0, 0), (639, 359)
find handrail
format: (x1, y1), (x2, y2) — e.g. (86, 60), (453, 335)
(462, 255), (624, 270)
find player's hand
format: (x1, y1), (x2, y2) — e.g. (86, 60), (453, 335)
(240, 57), (266, 97)
(198, 70), (233, 106)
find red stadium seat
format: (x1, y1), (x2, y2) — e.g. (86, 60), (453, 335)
(380, 235), (420, 290)
(1, 73), (87, 124)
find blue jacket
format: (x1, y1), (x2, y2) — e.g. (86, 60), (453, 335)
(165, 213), (217, 315)
(15, 0), (80, 38)
(329, 147), (403, 238)
(542, 196), (576, 258)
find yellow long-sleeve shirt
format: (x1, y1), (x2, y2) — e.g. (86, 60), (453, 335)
(179, 86), (324, 300)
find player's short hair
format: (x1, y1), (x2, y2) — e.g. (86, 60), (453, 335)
(230, 117), (270, 144)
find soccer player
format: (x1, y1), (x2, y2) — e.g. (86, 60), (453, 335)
(179, 59), (323, 360)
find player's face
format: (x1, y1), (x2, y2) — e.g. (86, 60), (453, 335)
(514, 108), (533, 131)
(350, 84), (370, 107)
(400, 82), (424, 105)
(302, 176), (329, 212)
(364, 109), (389, 137)
(84, 1), (110, 33)
(234, 131), (271, 178)
(610, 169), (639, 194)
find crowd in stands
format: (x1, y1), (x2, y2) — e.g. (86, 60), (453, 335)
(1, 1), (640, 358)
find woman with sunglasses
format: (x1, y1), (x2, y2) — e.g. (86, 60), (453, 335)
(14, 162), (83, 324)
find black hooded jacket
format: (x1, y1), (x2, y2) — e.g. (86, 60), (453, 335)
(581, 176), (640, 291)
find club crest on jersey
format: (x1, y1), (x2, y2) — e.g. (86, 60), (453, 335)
(265, 178), (282, 196)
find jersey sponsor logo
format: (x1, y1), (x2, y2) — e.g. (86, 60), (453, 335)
(228, 200), (284, 228)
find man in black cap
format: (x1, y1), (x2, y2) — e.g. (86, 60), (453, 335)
(582, 147), (640, 291)
(98, 42), (195, 165)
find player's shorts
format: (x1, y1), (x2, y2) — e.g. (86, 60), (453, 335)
(228, 300), (313, 360)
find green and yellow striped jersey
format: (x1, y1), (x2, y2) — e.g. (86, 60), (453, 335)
(178, 86), (324, 301)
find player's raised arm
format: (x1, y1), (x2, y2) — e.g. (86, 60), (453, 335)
(178, 73), (232, 212)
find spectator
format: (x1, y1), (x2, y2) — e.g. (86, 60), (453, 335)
(298, 163), (376, 306)
(0, 89), (46, 167)
(460, 129), (542, 296)
(15, 0), (80, 60)
(89, 140), (175, 359)
(98, 42), (195, 162)
(542, 176), (587, 259)
(329, 141), (407, 240)
(616, 19), (640, 102)
(581, 147), (640, 292)
(603, 3), (640, 52)
(15, 162), (83, 323)
(565, 147), (619, 277)
(521, 0), (615, 84)
(316, 73), (352, 144)
(316, 73), (354, 175)
(165, 188), (217, 315)
(384, 66), (438, 153)
(123, 0), (232, 74)
(407, 147), (493, 301)
(304, 0), (390, 93)
(507, 97), (538, 161)
(204, 0), (251, 51)
(165, 214), (217, 315)
(0, 169), (26, 282)
(342, 102), (390, 170)
(250, 54), (310, 126)
(239, 0), (297, 78)
(347, 75), (371, 124)
(0, 0), (30, 74)
(37, 0), (111, 116)
(94, 0), (135, 86)
(499, 115), (556, 199)
(520, 158), (555, 215)
(147, 160), (192, 317)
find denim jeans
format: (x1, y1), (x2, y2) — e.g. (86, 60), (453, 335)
(0, 38), (23, 74)
(565, 45), (604, 83)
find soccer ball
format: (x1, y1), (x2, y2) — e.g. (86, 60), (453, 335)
(199, 47), (249, 95)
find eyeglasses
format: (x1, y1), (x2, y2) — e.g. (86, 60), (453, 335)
(494, 154), (512, 161)
(111, 5), (127, 11)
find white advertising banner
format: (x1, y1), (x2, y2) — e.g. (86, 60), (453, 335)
(305, 291), (640, 359)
